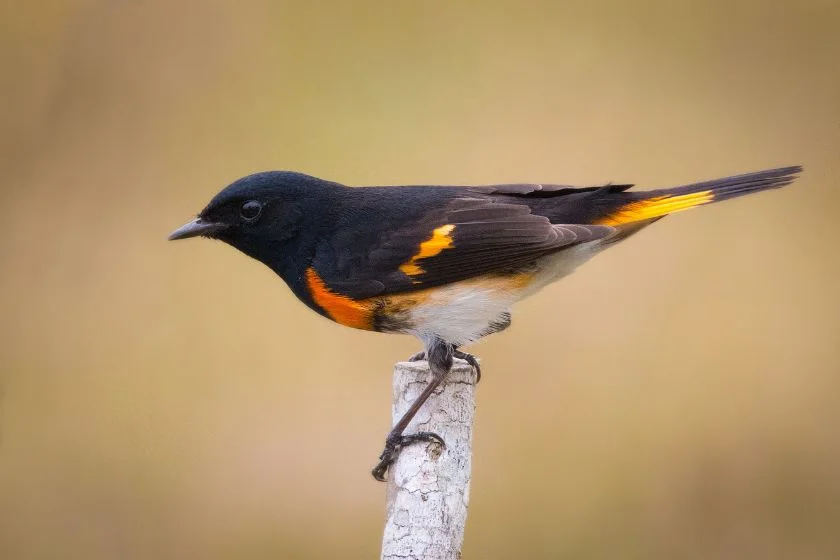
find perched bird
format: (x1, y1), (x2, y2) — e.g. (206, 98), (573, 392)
(169, 165), (801, 480)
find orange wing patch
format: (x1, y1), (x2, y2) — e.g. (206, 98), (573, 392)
(596, 190), (714, 226)
(399, 224), (456, 276)
(305, 268), (374, 330)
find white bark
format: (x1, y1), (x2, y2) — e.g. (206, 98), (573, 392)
(381, 358), (477, 560)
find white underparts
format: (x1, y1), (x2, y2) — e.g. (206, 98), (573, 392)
(409, 241), (604, 347)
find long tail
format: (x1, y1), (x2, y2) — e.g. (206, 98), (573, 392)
(595, 166), (802, 227)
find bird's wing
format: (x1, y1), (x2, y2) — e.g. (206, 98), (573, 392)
(311, 196), (615, 299)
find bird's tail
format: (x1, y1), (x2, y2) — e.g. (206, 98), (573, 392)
(595, 166), (802, 227)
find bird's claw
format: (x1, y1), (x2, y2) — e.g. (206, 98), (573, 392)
(406, 350), (481, 383)
(453, 350), (481, 383)
(371, 431), (446, 482)
(407, 351), (426, 362)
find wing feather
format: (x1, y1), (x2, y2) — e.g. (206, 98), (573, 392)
(314, 197), (614, 299)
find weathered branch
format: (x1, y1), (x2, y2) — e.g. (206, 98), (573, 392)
(381, 358), (477, 560)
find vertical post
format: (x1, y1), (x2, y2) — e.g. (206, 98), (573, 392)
(381, 359), (477, 560)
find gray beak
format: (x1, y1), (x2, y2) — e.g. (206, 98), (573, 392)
(168, 218), (226, 241)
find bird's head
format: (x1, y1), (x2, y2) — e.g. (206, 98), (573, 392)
(168, 171), (341, 266)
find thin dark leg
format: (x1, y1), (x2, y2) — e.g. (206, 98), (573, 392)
(371, 338), (453, 481)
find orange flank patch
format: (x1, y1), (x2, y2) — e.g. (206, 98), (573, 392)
(596, 190), (715, 226)
(371, 270), (537, 336)
(381, 271), (534, 311)
(305, 268), (374, 330)
(507, 271), (535, 290)
(399, 224), (456, 276)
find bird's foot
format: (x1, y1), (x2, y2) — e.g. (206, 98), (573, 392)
(371, 431), (446, 482)
(407, 351), (426, 362)
(406, 350), (481, 383)
(454, 350), (481, 383)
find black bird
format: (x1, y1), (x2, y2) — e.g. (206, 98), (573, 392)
(169, 165), (801, 480)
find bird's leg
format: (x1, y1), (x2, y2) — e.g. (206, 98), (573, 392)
(371, 338), (453, 481)
(407, 348), (481, 382)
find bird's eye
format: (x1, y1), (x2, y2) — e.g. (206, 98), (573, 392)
(240, 200), (263, 222)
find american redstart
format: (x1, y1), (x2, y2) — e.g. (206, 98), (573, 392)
(169, 165), (801, 480)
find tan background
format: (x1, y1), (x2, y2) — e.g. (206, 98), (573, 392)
(2, 1), (839, 558)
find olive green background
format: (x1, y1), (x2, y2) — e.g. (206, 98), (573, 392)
(2, 1), (839, 558)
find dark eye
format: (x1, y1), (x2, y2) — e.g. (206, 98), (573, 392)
(240, 200), (263, 222)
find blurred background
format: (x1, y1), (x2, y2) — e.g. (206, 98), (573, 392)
(2, 1), (839, 558)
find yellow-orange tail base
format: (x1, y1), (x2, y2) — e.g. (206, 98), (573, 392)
(596, 165), (801, 227)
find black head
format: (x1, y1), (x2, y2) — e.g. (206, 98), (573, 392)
(168, 171), (341, 265)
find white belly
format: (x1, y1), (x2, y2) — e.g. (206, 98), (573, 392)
(407, 241), (603, 346)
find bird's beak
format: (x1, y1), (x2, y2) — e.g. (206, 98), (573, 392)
(168, 218), (226, 241)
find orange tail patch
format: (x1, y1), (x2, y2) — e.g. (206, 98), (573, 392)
(305, 268), (374, 330)
(596, 190), (714, 226)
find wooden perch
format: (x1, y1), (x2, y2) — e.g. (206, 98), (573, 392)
(381, 358), (478, 560)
